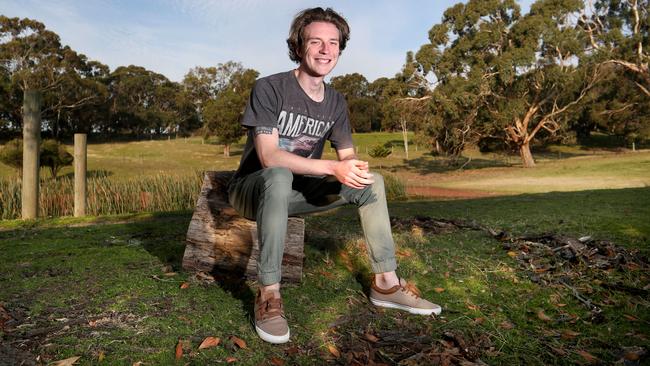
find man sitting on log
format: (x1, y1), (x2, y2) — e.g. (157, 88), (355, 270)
(228, 7), (441, 344)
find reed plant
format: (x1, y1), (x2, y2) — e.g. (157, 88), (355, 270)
(0, 170), (407, 219)
(0, 172), (203, 219)
(381, 171), (407, 201)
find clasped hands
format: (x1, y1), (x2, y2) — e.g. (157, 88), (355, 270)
(333, 159), (374, 189)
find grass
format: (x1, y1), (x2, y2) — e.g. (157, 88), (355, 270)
(426, 150), (650, 194)
(1, 133), (648, 196)
(1, 188), (648, 365)
(1, 133), (648, 363)
(0, 170), (406, 219)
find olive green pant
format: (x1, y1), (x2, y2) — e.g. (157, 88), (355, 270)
(228, 167), (397, 285)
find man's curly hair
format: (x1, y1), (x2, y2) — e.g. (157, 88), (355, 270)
(286, 7), (350, 64)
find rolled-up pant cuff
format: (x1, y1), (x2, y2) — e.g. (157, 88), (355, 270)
(370, 257), (397, 274)
(258, 270), (282, 286)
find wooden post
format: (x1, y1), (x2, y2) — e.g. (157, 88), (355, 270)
(74, 133), (87, 217)
(21, 90), (41, 220)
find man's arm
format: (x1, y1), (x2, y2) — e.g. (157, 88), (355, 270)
(254, 127), (373, 189)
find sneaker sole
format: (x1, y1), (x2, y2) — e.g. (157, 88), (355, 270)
(370, 298), (442, 315)
(255, 325), (290, 344)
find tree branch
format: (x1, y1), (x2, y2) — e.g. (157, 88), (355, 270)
(598, 103), (636, 116)
(634, 81), (650, 97)
(628, 0), (642, 61)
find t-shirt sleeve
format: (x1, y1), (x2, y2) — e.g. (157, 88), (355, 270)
(241, 79), (279, 129)
(328, 93), (354, 150)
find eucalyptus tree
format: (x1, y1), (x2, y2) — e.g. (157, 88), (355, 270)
(182, 61), (244, 122)
(0, 61), (21, 136)
(0, 16), (92, 218)
(106, 65), (193, 137)
(580, 0), (649, 96)
(416, 0), (600, 167)
(380, 52), (431, 159)
(202, 68), (258, 157)
(43, 59), (110, 138)
(575, 62), (650, 145)
(576, 0), (649, 145)
(330, 73), (380, 132)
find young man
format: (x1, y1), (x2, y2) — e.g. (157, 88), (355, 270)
(228, 7), (441, 344)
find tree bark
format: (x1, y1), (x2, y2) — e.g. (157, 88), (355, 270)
(400, 117), (409, 160)
(22, 90), (42, 219)
(519, 142), (536, 168)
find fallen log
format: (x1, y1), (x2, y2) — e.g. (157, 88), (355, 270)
(182, 171), (305, 282)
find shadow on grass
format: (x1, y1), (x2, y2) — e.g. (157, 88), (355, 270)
(578, 134), (649, 150)
(388, 154), (513, 175)
(529, 148), (593, 160)
(82, 211), (261, 323)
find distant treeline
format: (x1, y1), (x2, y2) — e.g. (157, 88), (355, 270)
(1, 0), (648, 166)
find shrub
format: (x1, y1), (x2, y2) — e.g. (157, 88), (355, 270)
(40, 139), (73, 179)
(368, 144), (392, 158)
(0, 139), (23, 173)
(380, 171), (407, 201)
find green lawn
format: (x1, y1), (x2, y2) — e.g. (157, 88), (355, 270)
(1, 134), (648, 197)
(1, 188), (648, 365)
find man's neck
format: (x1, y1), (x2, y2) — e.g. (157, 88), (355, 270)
(294, 68), (325, 102)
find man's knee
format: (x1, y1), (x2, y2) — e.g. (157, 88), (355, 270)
(262, 167), (293, 183)
(261, 167), (293, 195)
(370, 172), (385, 190)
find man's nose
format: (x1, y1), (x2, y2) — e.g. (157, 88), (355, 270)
(319, 42), (329, 54)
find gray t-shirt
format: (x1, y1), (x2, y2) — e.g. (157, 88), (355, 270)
(233, 70), (354, 179)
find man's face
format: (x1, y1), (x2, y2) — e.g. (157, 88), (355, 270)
(299, 21), (340, 78)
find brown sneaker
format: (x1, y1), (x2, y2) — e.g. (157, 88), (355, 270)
(370, 278), (442, 315)
(254, 288), (290, 344)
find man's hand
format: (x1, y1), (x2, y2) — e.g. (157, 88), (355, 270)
(333, 159), (374, 189)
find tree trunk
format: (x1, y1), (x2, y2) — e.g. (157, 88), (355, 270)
(224, 144), (230, 157)
(519, 142), (536, 168)
(22, 90), (42, 219)
(400, 118), (409, 160)
(54, 108), (61, 139)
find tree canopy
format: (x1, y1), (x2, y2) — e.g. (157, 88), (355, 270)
(202, 67), (258, 156)
(0, 6), (647, 163)
(414, 0), (607, 167)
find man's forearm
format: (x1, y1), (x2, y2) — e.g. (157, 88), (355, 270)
(260, 148), (338, 176)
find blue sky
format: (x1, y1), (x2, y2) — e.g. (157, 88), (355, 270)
(1, 0), (532, 82)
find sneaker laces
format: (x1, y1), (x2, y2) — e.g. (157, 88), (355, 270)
(258, 296), (283, 320)
(402, 281), (422, 298)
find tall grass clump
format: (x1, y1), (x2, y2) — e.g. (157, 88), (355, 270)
(0, 172), (203, 219)
(0, 170), (406, 220)
(380, 171), (407, 201)
(0, 179), (22, 219)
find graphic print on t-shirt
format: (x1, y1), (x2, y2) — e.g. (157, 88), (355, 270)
(276, 109), (335, 158)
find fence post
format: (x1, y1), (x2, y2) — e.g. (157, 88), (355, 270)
(74, 133), (87, 217)
(22, 90), (41, 220)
